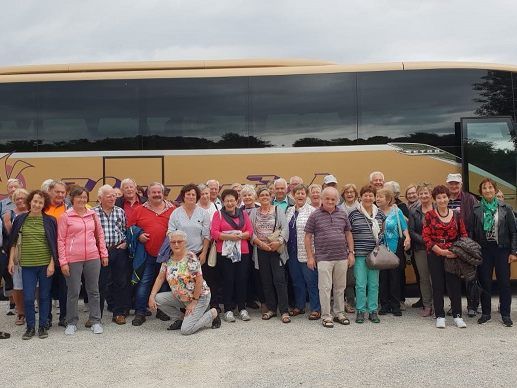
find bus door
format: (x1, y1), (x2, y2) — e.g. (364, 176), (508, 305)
(460, 117), (516, 208)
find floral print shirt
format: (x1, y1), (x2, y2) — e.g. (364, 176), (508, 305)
(160, 251), (210, 302)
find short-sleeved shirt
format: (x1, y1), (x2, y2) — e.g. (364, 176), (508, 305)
(160, 251), (210, 302)
(168, 206), (210, 253)
(273, 197), (290, 212)
(45, 204), (67, 219)
(304, 207), (351, 261)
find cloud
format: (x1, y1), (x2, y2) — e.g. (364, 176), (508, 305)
(1, 0), (515, 67)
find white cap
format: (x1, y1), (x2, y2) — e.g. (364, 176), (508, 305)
(323, 175), (338, 185)
(446, 173), (463, 183)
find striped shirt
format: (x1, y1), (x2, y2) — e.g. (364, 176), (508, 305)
(93, 205), (127, 247)
(348, 209), (386, 257)
(304, 207), (351, 262)
(20, 215), (52, 266)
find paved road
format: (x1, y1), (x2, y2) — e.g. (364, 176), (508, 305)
(1, 297), (516, 387)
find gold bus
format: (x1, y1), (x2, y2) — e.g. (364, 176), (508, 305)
(0, 59), (516, 278)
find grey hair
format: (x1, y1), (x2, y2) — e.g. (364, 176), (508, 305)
(168, 230), (187, 241)
(48, 180), (66, 191)
(384, 181), (401, 197)
(198, 183), (208, 191)
(148, 182), (165, 193)
(120, 178), (137, 188)
(308, 183), (322, 193)
(322, 186), (340, 201)
(369, 171), (385, 182)
(41, 179), (54, 192)
(7, 178), (21, 185)
(274, 178), (287, 188)
(206, 179), (220, 187)
(240, 184), (256, 198)
(289, 176), (303, 184)
(97, 184), (114, 198)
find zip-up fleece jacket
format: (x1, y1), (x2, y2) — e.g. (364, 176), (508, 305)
(58, 208), (108, 267)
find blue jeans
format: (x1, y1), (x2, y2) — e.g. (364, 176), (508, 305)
(134, 254), (158, 315)
(22, 265), (52, 329)
(287, 257), (320, 312)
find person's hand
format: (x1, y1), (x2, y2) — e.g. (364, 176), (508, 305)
(231, 233), (241, 241)
(348, 252), (355, 268)
(268, 241), (281, 251)
(138, 233), (150, 243)
(47, 263), (55, 277)
(148, 294), (157, 312)
(101, 257), (109, 267)
(307, 257), (316, 270)
(259, 241), (270, 251)
(199, 251), (207, 265)
(186, 300), (198, 316)
(7, 260), (14, 276)
(61, 264), (70, 277)
(403, 237), (411, 251)
(445, 250), (457, 259)
(509, 254), (517, 264)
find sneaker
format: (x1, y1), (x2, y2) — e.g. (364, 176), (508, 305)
(454, 316), (467, 328)
(477, 315), (491, 324)
(467, 309), (476, 318)
(38, 327), (48, 339)
(224, 311), (236, 322)
(167, 320), (183, 331)
(22, 328), (36, 340)
(132, 314), (146, 326)
(64, 324), (77, 335)
(368, 312), (380, 323)
(239, 309), (251, 321)
(91, 323), (103, 334)
(436, 317), (446, 328)
(6, 302), (15, 316)
(355, 311), (365, 324)
(502, 316), (513, 327)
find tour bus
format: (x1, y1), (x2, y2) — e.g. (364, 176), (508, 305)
(0, 59), (516, 279)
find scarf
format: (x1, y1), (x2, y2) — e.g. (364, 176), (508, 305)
(221, 207), (245, 230)
(359, 203), (381, 242)
(480, 197), (498, 232)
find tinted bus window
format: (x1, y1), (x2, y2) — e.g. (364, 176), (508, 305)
(37, 80), (140, 151)
(250, 73), (357, 147)
(140, 77), (248, 149)
(357, 69), (513, 155)
(0, 83), (37, 152)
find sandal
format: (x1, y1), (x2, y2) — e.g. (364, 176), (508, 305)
(308, 311), (321, 320)
(281, 313), (291, 323)
(262, 311), (277, 320)
(322, 318), (334, 328)
(345, 303), (356, 314)
(333, 315), (350, 325)
(15, 315), (25, 326)
(288, 308), (305, 317)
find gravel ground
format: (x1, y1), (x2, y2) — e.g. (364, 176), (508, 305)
(1, 297), (516, 388)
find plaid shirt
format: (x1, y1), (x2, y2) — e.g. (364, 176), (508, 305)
(93, 205), (127, 247)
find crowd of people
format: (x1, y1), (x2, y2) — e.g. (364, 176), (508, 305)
(0, 170), (516, 340)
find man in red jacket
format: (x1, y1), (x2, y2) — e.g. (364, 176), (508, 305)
(129, 182), (175, 326)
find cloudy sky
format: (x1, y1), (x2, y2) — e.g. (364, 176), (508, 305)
(1, 0), (515, 67)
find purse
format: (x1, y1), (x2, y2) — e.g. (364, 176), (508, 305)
(207, 240), (217, 267)
(363, 213), (400, 270)
(266, 207), (284, 253)
(13, 227), (23, 265)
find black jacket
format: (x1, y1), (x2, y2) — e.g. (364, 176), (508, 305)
(115, 194), (147, 209)
(471, 202), (517, 254)
(408, 205), (426, 251)
(7, 213), (58, 265)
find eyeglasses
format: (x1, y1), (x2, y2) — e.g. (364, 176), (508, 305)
(170, 240), (185, 244)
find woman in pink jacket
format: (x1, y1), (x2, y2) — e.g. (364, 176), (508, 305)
(58, 186), (108, 335)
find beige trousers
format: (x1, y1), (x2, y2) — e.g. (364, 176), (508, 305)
(317, 260), (348, 320)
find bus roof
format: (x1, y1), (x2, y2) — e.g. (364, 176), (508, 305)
(1, 59), (516, 83)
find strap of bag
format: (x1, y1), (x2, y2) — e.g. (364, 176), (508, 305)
(395, 205), (403, 238)
(92, 212), (101, 252)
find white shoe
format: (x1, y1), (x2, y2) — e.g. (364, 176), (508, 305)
(224, 311), (236, 322)
(91, 323), (103, 334)
(436, 317), (446, 328)
(239, 309), (251, 321)
(64, 324), (77, 335)
(454, 317), (467, 328)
